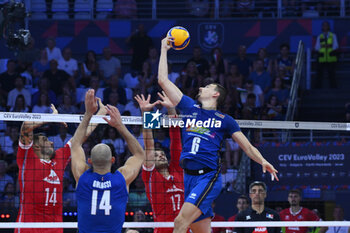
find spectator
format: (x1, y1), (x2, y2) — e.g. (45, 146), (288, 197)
(274, 43), (295, 81)
(138, 61), (157, 100)
(32, 77), (57, 107)
(106, 91), (126, 115)
(228, 195), (249, 221)
(48, 125), (72, 150)
(326, 205), (348, 233)
(58, 47), (78, 78)
(101, 127), (125, 156)
(249, 59), (272, 93)
(9, 95), (29, 113)
(207, 64), (222, 86)
(0, 160), (14, 194)
(265, 77), (289, 106)
(45, 37), (62, 62)
(0, 59), (17, 95)
(124, 97), (142, 116)
(242, 93), (260, 120)
(17, 38), (40, 63)
(233, 45), (253, 79)
(188, 0), (210, 17)
(123, 71), (140, 89)
(178, 61), (202, 98)
(42, 59), (70, 96)
(168, 62), (180, 84)
(32, 92), (51, 113)
(185, 46), (209, 76)
(211, 47), (228, 75)
(221, 159), (238, 190)
(57, 94), (79, 114)
(115, 0), (137, 18)
(345, 102), (350, 122)
(18, 61), (34, 92)
(103, 74), (127, 105)
(240, 80), (264, 108)
(280, 189), (327, 233)
(80, 50), (100, 86)
(1, 182), (19, 209)
(145, 47), (159, 75)
(128, 175), (150, 210)
(256, 48), (273, 74)
(314, 21), (338, 89)
(80, 76), (104, 106)
(225, 63), (244, 90)
(235, 181), (280, 233)
(0, 126), (19, 155)
(212, 201), (225, 233)
(126, 24), (153, 72)
(224, 136), (240, 169)
(33, 49), (50, 82)
(262, 95), (283, 120)
(7, 76), (31, 109)
(99, 47), (121, 84)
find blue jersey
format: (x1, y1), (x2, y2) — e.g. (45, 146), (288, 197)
(76, 169), (128, 233)
(177, 95), (240, 170)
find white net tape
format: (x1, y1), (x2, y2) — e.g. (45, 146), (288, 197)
(0, 221), (350, 228)
(1, 112), (349, 130)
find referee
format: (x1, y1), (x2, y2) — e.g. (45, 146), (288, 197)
(235, 181), (281, 233)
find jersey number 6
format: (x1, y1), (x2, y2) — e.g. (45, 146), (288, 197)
(189, 137), (201, 155)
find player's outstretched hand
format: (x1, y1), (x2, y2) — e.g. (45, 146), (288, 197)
(161, 36), (173, 51)
(134, 94), (160, 112)
(97, 97), (108, 115)
(262, 160), (279, 181)
(50, 104), (68, 128)
(103, 105), (123, 129)
(158, 91), (176, 109)
(84, 89), (98, 115)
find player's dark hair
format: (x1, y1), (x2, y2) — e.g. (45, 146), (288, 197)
(238, 195), (250, 203)
(33, 133), (45, 145)
(249, 181), (267, 192)
(288, 189), (301, 197)
(280, 43), (290, 50)
(213, 83), (227, 106)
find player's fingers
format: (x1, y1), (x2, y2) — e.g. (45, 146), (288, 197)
(103, 117), (110, 124)
(262, 164), (266, 173)
(162, 91), (167, 98)
(146, 94), (151, 102)
(157, 92), (165, 100)
(61, 122), (68, 128)
(141, 94), (146, 101)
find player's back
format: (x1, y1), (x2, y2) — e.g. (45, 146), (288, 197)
(76, 169), (128, 233)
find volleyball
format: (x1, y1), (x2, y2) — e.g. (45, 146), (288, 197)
(167, 26), (190, 50)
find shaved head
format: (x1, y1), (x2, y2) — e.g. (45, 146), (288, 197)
(91, 144), (112, 169)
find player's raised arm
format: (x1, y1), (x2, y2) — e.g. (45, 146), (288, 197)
(104, 105), (145, 187)
(71, 89), (98, 183)
(158, 37), (183, 106)
(232, 131), (279, 181)
(19, 104), (66, 146)
(135, 94), (159, 168)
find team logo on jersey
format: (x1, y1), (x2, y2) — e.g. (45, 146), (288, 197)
(215, 112), (225, 119)
(266, 213), (274, 219)
(189, 193), (197, 199)
(166, 185), (184, 193)
(285, 215), (290, 220)
(298, 215), (303, 220)
(143, 110), (162, 129)
(43, 169), (60, 184)
(246, 215), (251, 220)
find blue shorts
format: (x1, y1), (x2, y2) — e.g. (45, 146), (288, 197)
(184, 169), (222, 223)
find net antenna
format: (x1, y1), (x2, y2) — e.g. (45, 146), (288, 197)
(283, 40), (305, 142)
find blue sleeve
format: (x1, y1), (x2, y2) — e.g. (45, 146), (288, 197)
(177, 95), (196, 113)
(225, 115), (241, 136)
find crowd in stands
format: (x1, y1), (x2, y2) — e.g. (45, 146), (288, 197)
(0, 27), (295, 216)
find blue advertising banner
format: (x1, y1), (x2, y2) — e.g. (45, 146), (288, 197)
(254, 142), (350, 191)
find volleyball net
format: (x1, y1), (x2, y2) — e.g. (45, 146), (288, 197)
(0, 112), (349, 232)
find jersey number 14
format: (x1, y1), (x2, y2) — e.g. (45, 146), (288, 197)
(91, 190), (112, 215)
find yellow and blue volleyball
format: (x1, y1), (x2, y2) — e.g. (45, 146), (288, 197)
(167, 26), (190, 50)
